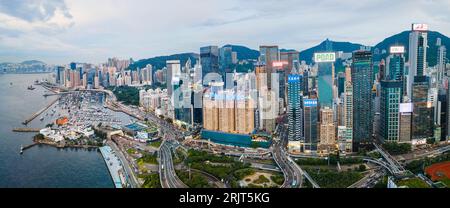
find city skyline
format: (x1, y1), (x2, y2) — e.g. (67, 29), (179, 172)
(1, 0), (450, 64)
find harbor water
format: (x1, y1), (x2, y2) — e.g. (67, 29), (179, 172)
(0, 73), (118, 187)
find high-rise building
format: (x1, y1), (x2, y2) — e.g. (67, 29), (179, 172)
(352, 51), (374, 148)
(339, 67), (353, 153)
(200, 46), (220, 84)
(56, 66), (65, 85)
(437, 38), (447, 86)
(280, 51), (300, 79)
(378, 59), (386, 82)
(287, 74), (303, 141)
(317, 62), (335, 107)
(259, 45), (279, 88)
(231, 52), (238, 64)
(235, 94), (256, 134)
(407, 23), (428, 98)
(399, 103), (413, 142)
(166, 60), (181, 98)
(387, 46), (406, 98)
(318, 107), (336, 154)
(258, 87), (278, 133)
(337, 72), (346, 97)
(202, 83), (255, 134)
(447, 81), (450, 140)
(412, 76), (434, 139)
(219, 46), (234, 74)
(303, 98), (318, 153)
(379, 80), (402, 142)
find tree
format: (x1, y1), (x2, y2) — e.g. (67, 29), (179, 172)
(358, 164), (366, 172)
(251, 141), (259, 149)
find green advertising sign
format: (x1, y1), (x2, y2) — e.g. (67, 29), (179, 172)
(314, 52), (336, 63)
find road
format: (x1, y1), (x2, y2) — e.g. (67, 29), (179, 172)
(272, 124), (303, 188)
(159, 140), (188, 188)
(396, 145), (450, 162)
(348, 167), (385, 188)
(107, 141), (140, 188)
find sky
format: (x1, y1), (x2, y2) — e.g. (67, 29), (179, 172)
(0, 0), (449, 65)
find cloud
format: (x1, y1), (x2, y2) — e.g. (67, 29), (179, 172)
(0, 0), (449, 64)
(0, 0), (72, 22)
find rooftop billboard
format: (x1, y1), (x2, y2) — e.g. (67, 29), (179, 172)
(412, 23), (428, 31)
(314, 52), (336, 63)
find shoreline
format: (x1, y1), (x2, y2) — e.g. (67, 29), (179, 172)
(32, 138), (101, 150)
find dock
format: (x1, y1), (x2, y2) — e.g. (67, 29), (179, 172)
(20, 143), (38, 154)
(99, 146), (127, 188)
(13, 128), (41, 132)
(22, 97), (59, 125)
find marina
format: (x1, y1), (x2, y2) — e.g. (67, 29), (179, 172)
(22, 97), (59, 125)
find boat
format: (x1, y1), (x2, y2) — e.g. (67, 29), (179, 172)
(27, 85), (35, 90)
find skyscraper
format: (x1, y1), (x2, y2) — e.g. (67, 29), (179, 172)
(437, 38), (447, 86)
(219, 46), (234, 74)
(166, 60), (181, 98)
(339, 67), (353, 153)
(351, 51), (374, 148)
(287, 73), (303, 141)
(399, 103), (413, 142)
(317, 62), (334, 107)
(56, 66), (65, 85)
(318, 107), (336, 154)
(407, 23), (428, 98)
(412, 76), (434, 139)
(259, 45), (279, 88)
(280, 51), (300, 79)
(379, 80), (402, 142)
(387, 46), (406, 98)
(200, 46), (220, 84)
(303, 98), (318, 153)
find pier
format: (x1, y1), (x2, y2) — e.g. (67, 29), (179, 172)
(20, 143), (38, 154)
(22, 97), (59, 125)
(13, 128), (41, 132)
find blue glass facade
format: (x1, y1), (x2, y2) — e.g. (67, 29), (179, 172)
(351, 51), (374, 145)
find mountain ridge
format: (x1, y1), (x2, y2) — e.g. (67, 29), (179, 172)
(129, 30), (450, 70)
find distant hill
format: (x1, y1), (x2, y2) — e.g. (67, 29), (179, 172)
(299, 39), (364, 64)
(128, 53), (199, 70)
(222, 44), (259, 60)
(21, 60), (46, 65)
(129, 30), (449, 71)
(372, 30), (450, 66)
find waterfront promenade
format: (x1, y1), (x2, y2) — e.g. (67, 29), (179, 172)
(99, 146), (126, 188)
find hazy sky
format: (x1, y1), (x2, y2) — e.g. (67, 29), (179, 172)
(0, 0), (449, 64)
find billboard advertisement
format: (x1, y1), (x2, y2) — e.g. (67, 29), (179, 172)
(399, 103), (413, 113)
(390, 46), (405, 54)
(314, 52), (336, 63)
(412, 23), (428, 31)
(288, 74), (301, 83)
(272, 61), (288, 68)
(303, 99), (318, 107)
